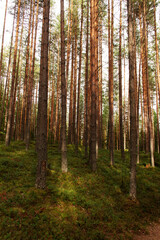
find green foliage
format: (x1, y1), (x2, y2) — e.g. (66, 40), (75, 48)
(0, 142), (160, 239)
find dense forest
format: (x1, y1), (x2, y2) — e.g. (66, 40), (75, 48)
(1, 0), (160, 239)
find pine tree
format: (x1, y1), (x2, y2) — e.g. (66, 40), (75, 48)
(61, 0), (68, 173)
(35, 0), (50, 189)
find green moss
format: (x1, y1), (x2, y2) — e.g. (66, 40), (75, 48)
(0, 142), (160, 239)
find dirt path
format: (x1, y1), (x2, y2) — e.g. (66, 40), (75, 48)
(133, 221), (160, 240)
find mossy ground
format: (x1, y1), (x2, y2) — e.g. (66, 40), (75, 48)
(0, 141), (160, 240)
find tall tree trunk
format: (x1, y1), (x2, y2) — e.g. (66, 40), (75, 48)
(25, 0), (35, 143)
(50, 54), (55, 135)
(143, 0), (154, 166)
(54, 40), (60, 142)
(98, 18), (103, 148)
(156, 72), (160, 153)
(21, 0), (33, 140)
(35, 0), (50, 189)
(5, 0), (21, 146)
(95, 0), (99, 159)
(14, 66), (22, 140)
(26, 0), (39, 150)
(75, 0), (83, 154)
(109, 0), (114, 165)
(128, 0), (137, 200)
(66, 0), (73, 93)
(119, 0), (125, 160)
(89, 0), (97, 171)
(61, 0), (68, 172)
(139, 3), (149, 153)
(0, 0), (8, 90)
(153, 0), (160, 153)
(133, 11), (138, 164)
(123, 32), (126, 150)
(68, 39), (74, 144)
(33, 81), (38, 137)
(0, 6), (16, 131)
(73, 14), (78, 145)
(137, 59), (141, 164)
(154, 0), (160, 106)
(84, 0), (89, 158)
(11, 2), (26, 140)
(140, 76), (145, 151)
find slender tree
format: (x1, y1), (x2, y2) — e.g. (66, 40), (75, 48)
(0, 0), (8, 88)
(109, 0), (114, 165)
(143, 0), (154, 166)
(61, 0), (68, 173)
(26, 0), (39, 150)
(54, 40), (60, 142)
(89, 0), (97, 171)
(66, 0), (73, 92)
(128, 0), (137, 200)
(98, 16), (103, 148)
(153, 0), (160, 153)
(0, 6), (16, 131)
(73, 12), (78, 145)
(68, 39), (74, 144)
(35, 0), (50, 189)
(5, 0), (21, 146)
(123, 31), (126, 150)
(50, 54), (55, 135)
(84, 0), (89, 158)
(21, 0), (33, 140)
(76, 0), (83, 154)
(119, 0), (125, 160)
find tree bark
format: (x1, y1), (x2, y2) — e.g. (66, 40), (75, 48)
(119, 0), (125, 160)
(98, 17), (103, 148)
(75, 0), (83, 154)
(0, 0), (8, 90)
(0, 6), (16, 131)
(109, 0), (114, 165)
(89, 0), (97, 171)
(21, 0), (33, 141)
(35, 0), (50, 189)
(5, 0), (21, 146)
(26, 0), (39, 150)
(128, 0), (137, 200)
(84, 0), (89, 158)
(143, 0), (154, 166)
(54, 40), (60, 142)
(68, 40), (74, 144)
(153, 0), (160, 153)
(73, 14), (78, 145)
(61, 0), (68, 173)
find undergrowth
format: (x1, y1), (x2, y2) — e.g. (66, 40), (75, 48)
(0, 141), (160, 240)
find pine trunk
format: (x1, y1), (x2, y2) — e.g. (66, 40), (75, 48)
(109, 0), (114, 165)
(73, 16), (78, 145)
(0, 0), (8, 89)
(128, 0), (137, 200)
(89, 0), (97, 171)
(21, 0), (33, 140)
(35, 0), (50, 189)
(68, 40), (74, 144)
(5, 0), (21, 146)
(26, 0), (39, 150)
(84, 0), (89, 158)
(61, 0), (68, 173)
(75, 0), (83, 154)
(119, 0), (124, 160)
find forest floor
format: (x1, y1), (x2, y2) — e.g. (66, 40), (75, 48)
(133, 221), (160, 240)
(0, 141), (160, 240)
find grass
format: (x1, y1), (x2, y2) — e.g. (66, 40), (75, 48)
(0, 141), (160, 239)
